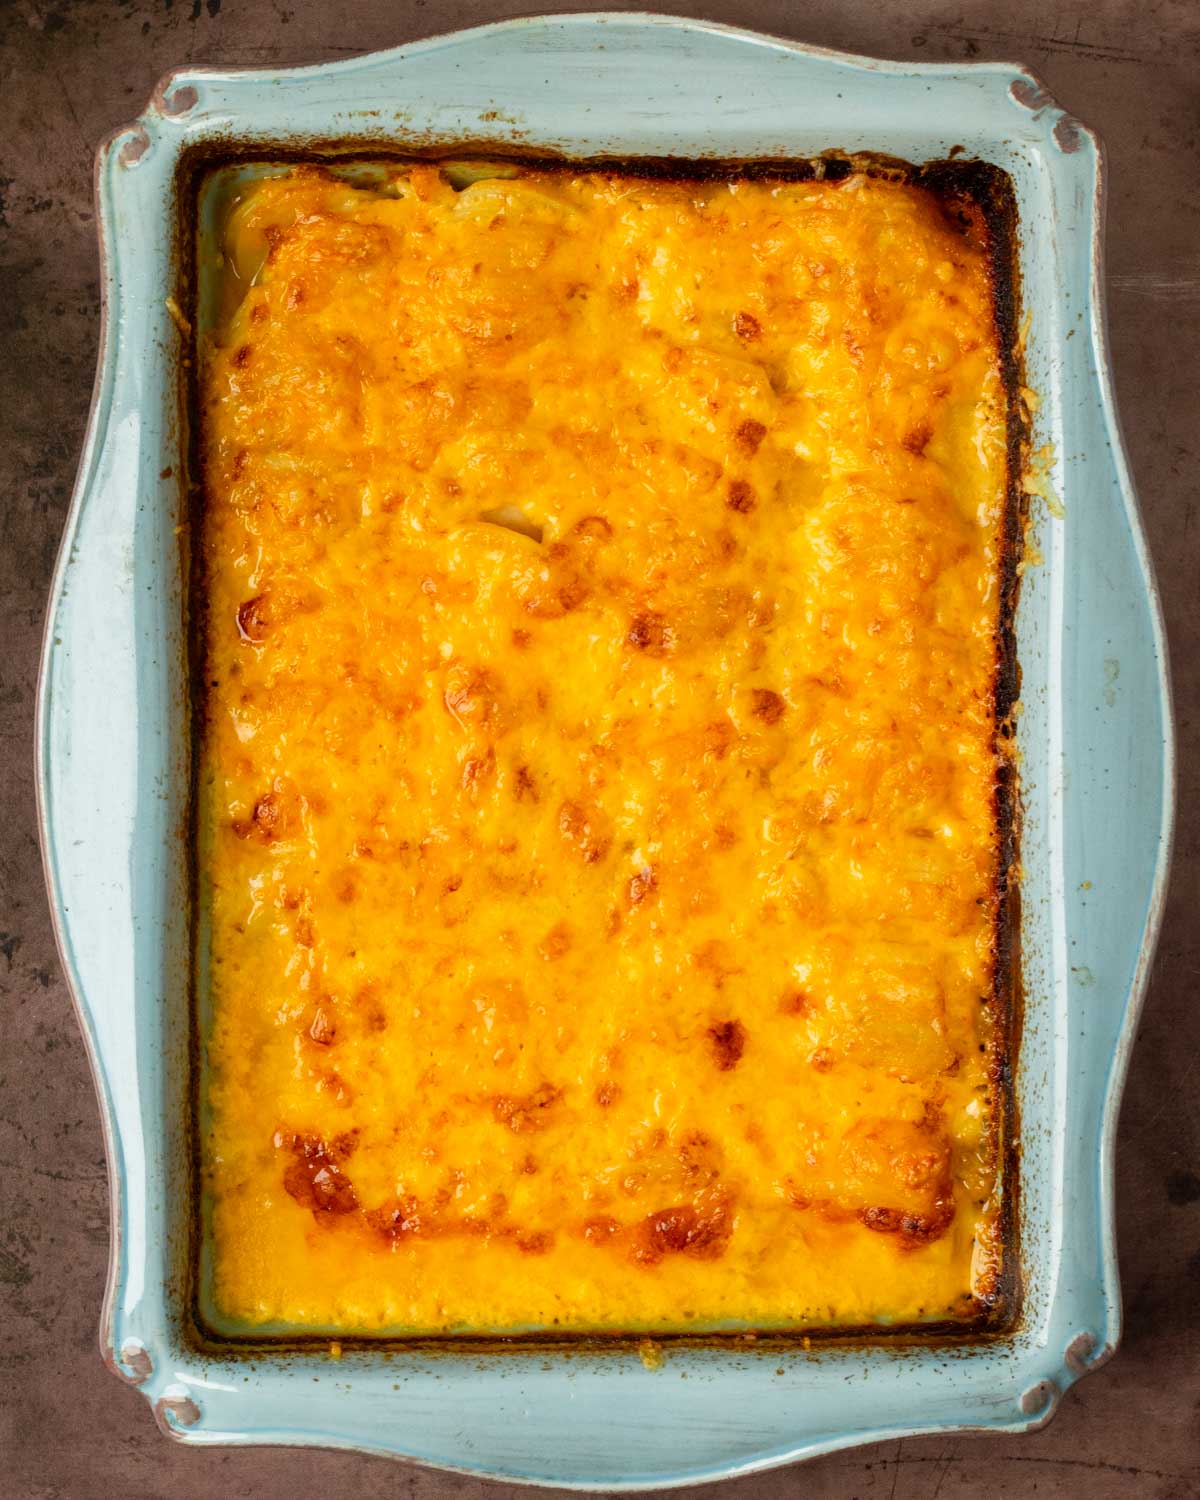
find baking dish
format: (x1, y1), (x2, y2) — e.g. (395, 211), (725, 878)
(36, 12), (1174, 1486)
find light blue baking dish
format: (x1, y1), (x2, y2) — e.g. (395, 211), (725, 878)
(36, 12), (1174, 1487)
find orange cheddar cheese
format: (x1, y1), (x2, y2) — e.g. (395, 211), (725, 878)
(198, 162), (1014, 1335)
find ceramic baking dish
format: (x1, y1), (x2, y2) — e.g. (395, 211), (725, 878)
(36, 13), (1174, 1487)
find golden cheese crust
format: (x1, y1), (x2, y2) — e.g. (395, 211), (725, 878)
(198, 162), (1011, 1335)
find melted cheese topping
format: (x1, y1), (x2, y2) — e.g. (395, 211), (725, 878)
(199, 164), (1010, 1335)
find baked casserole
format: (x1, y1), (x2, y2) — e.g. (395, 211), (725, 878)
(197, 160), (1017, 1336)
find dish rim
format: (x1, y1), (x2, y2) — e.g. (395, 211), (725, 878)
(35, 12), (1176, 1486)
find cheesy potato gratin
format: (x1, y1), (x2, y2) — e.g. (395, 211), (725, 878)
(197, 161), (1017, 1336)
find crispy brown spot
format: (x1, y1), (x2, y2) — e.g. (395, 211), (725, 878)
(236, 594), (269, 643)
(707, 1019), (747, 1071)
(461, 751), (495, 790)
(513, 764), (538, 802)
(369, 1195), (423, 1241)
(634, 1198), (732, 1263)
(734, 311), (762, 341)
(746, 590), (775, 627)
(356, 981), (388, 1032)
(902, 421), (933, 456)
(859, 1202), (954, 1244)
(678, 1131), (721, 1183)
(523, 568), (591, 619)
(628, 867), (658, 907)
(751, 688), (785, 724)
(514, 1230), (553, 1255)
(538, 922), (572, 960)
(236, 782), (299, 843)
(706, 720), (735, 760)
(315, 1069), (352, 1105)
(492, 1084), (562, 1133)
(583, 1215), (621, 1242)
(443, 664), (501, 728)
(308, 1005), (336, 1046)
(556, 574), (590, 612)
(810, 1047), (834, 1073)
(779, 989), (810, 1016)
(595, 1081), (620, 1108)
(734, 418), (767, 455)
(280, 1134), (358, 1217)
(627, 612), (670, 653)
(573, 514), (614, 541)
(558, 800), (610, 864)
(511, 627), (531, 649)
(232, 343), (252, 368)
(521, 1154), (539, 1175)
(726, 480), (756, 514)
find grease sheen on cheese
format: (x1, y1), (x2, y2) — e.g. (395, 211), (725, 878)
(199, 163), (1011, 1335)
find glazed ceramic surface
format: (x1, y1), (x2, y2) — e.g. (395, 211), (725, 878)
(36, 13), (1174, 1487)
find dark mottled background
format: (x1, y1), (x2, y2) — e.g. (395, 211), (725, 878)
(1, 2), (1197, 1496)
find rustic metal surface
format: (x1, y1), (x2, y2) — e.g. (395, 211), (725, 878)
(1, 1), (1197, 1495)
